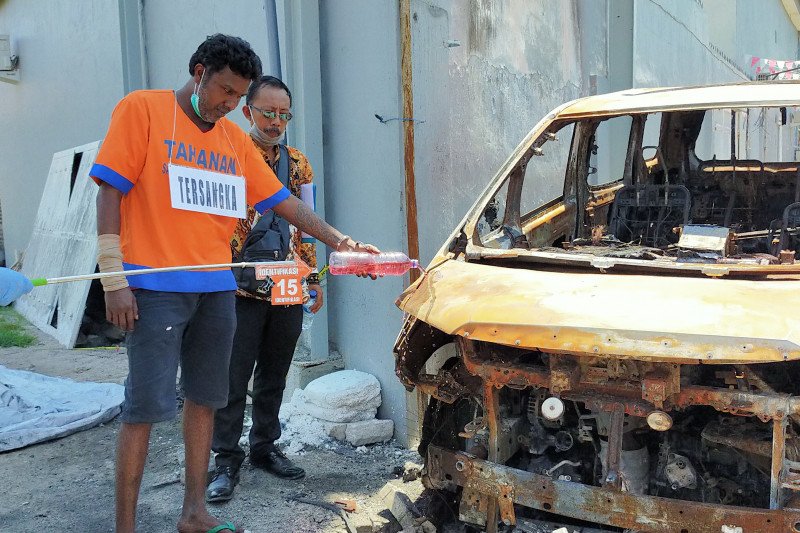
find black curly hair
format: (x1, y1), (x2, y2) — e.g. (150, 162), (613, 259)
(188, 34), (262, 81)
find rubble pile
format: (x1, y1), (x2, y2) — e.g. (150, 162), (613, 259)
(278, 370), (394, 454)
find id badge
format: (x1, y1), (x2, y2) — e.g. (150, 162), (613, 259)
(254, 258), (312, 305)
(168, 163), (246, 218)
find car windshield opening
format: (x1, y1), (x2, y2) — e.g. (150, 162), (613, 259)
(477, 106), (800, 269)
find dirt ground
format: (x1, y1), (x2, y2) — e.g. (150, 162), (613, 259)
(0, 322), (440, 533)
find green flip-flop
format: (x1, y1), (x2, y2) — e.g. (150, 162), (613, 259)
(206, 522), (237, 533)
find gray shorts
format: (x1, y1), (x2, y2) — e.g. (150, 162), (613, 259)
(122, 290), (236, 424)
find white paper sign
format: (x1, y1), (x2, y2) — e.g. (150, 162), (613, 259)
(168, 163), (246, 218)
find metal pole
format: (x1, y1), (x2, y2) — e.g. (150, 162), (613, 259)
(31, 261), (298, 286)
(771, 416), (788, 509)
(400, 0), (420, 284)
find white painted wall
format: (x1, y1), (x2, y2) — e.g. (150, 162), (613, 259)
(0, 0), (124, 266)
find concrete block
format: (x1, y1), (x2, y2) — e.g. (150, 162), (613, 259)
(303, 401), (377, 423)
(346, 419), (394, 446)
(347, 511), (374, 533)
(281, 358), (343, 404)
(378, 483), (419, 529)
(325, 422), (348, 441)
(304, 370), (381, 409)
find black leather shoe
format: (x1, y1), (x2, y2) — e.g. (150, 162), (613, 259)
(205, 466), (239, 503)
(250, 449), (306, 479)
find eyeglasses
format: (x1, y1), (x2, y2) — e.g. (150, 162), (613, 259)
(250, 105), (293, 122)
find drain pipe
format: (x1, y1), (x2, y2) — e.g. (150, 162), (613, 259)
(263, 0), (282, 79)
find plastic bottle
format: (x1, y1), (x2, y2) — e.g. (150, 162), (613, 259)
(328, 251), (420, 276)
(301, 289), (318, 331)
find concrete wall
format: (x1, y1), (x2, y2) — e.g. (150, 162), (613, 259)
(634, 0), (799, 87)
(142, 0), (273, 133)
(635, 1), (734, 86)
(410, 0), (608, 262)
(0, 0), (125, 266)
(632, 0), (799, 160)
(318, 0), (412, 440)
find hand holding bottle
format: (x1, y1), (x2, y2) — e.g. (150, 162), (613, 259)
(335, 236), (381, 279)
(329, 251), (421, 276)
(307, 283), (323, 313)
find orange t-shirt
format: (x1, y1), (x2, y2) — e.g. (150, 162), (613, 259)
(90, 90), (290, 292)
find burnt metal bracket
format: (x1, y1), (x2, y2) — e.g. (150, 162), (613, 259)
(772, 416), (788, 509)
(415, 370), (469, 404)
(427, 445), (800, 533)
(497, 483), (516, 526)
(603, 403), (625, 490)
(484, 382), (502, 533)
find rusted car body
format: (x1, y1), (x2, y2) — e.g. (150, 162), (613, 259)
(394, 81), (800, 532)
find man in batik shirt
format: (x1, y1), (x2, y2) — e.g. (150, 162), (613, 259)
(208, 76), (320, 502)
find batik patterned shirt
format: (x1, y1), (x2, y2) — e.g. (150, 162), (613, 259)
(231, 141), (317, 302)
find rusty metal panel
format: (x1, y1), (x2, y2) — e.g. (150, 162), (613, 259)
(396, 259), (800, 363)
(427, 446), (800, 533)
(455, 344), (800, 419)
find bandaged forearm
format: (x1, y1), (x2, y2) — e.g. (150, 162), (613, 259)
(97, 234), (129, 292)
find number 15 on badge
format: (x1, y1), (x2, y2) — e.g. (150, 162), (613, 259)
(254, 258), (312, 305)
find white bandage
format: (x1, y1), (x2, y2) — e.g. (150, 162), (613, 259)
(97, 234), (129, 292)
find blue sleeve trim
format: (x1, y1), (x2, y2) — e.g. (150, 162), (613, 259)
(254, 187), (291, 214)
(91, 164), (134, 194)
(123, 263), (237, 292)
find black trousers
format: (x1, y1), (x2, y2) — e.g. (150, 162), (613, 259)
(212, 295), (303, 471)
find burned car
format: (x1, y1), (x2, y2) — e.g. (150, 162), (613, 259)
(394, 81), (800, 532)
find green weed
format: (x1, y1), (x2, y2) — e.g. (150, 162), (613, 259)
(0, 307), (37, 348)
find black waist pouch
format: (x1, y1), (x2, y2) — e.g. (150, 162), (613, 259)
(232, 144), (291, 296)
(232, 213), (290, 295)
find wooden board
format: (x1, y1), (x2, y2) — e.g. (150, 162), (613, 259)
(16, 141), (101, 348)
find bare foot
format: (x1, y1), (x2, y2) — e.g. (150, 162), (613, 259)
(177, 510), (241, 533)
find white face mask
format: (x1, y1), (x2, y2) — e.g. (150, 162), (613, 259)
(249, 107), (284, 146)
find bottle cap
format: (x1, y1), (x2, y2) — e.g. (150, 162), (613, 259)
(309, 289), (318, 297)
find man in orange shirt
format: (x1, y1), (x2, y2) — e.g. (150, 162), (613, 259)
(93, 34), (376, 533)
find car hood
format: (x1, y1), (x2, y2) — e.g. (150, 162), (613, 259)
(396, 259), (800, 364)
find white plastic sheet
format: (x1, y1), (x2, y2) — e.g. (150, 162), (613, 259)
(0, 365), (124, 452)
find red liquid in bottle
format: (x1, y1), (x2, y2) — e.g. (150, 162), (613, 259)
(328, 252), (420, 276)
